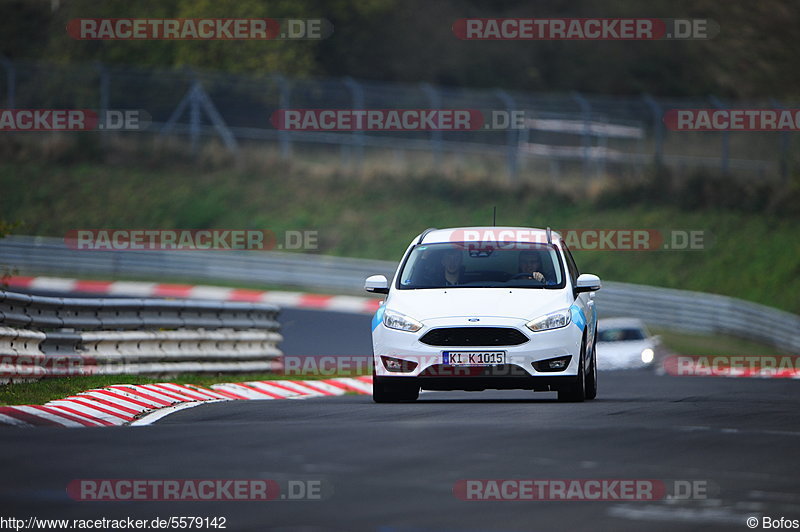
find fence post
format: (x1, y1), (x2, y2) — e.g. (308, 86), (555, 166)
(343, 77), (364, 168)
(189, 82), (201, 154)
(494, 89), (519, 183)
(0, 56), (15, 109)
(709, 95), (729, 175)
(771, 98), (790, 181)
(642, 93), (663, 166)
(95, 62), (109, 140)
(159, 77), (238, 155)
(274, 74), (291, 159)
(420, 83), (443, 167)
(571, 91), (593, 179)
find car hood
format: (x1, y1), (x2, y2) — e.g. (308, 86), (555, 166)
(385, 288), (572, 321)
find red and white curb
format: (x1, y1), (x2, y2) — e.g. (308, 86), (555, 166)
(0, 375), (373, 428)
(3, 276), (382, 315)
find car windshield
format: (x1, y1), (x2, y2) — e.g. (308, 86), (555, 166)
(598, 328), (647, 342)
(397, 242), (565, 289)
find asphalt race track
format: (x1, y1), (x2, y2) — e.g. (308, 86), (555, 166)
(2, 309), (800, 531)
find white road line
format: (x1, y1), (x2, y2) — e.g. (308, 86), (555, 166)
(130, 400), (226, 426)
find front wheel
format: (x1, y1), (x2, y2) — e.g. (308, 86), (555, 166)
(372, 376), (419, 403)
(558, 340), (587, 403)
(584, 332), (598, 400)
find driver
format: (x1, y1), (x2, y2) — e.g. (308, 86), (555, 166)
(439, 248), (463, 286)
(517, 251), (546, 282)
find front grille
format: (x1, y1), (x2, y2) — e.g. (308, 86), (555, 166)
(420, 327), (529, 346)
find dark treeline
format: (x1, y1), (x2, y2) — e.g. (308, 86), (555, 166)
(2, 0), (799, 98)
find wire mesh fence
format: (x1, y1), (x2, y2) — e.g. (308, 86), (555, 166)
(0, 59), (794, 182)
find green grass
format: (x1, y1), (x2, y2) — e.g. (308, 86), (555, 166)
(0, 371), (368, 406)
(1, 157), (797, 313)
(0, 147), (797, 405)
(654, 329), (791, 357)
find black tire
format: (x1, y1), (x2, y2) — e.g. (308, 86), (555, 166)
(585, 331), (598, 400)
(558, 338), (587, 403)
(372, 376), (419, 403)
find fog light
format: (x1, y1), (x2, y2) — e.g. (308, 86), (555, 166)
(641, 348), (654, 364)
(532, 356), (572, 373)
(381, 355), (418, 373)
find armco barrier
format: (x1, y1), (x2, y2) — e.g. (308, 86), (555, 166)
(0, 289), (283, 382)
(1, 236), (798, 354)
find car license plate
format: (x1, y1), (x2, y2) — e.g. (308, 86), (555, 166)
(442, 351), (506, 366)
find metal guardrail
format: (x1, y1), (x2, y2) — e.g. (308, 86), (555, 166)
(1, 236), (798, 354)
(0, 285), (283, 382)
(0, 236), (393, 293)
(0, 290), (280, 330)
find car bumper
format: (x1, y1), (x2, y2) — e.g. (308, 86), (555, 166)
(372, 316), (585, 389)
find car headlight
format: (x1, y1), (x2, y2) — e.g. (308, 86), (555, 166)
(526, 309), (571, 332)
(641, 348), (654, 363)
(383, 310), (423, 332)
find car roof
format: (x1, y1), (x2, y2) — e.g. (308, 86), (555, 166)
(598, 318), (648, 330)
(417, 226), (562, 245)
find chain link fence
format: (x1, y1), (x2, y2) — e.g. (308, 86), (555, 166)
(0, 59), (794, 181)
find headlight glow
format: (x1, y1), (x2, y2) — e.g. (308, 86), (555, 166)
(383, 310), (423, 332)
(641, 348), (655, 363)
(526, 309), (572, 332)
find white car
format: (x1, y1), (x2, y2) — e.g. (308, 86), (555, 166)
(596, 318), (660, 370)
(365, 226), (601, 403)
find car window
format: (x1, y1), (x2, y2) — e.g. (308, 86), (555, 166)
(397, 242), (565, 289)
(560, 242), (580, 284)
(598, 328), (647, 342)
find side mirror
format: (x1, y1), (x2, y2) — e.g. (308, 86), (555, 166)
(365, 274), (389, 294)
(575, 273), (601, 293)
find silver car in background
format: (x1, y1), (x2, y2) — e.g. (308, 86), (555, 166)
(596, 318), (661, 370)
